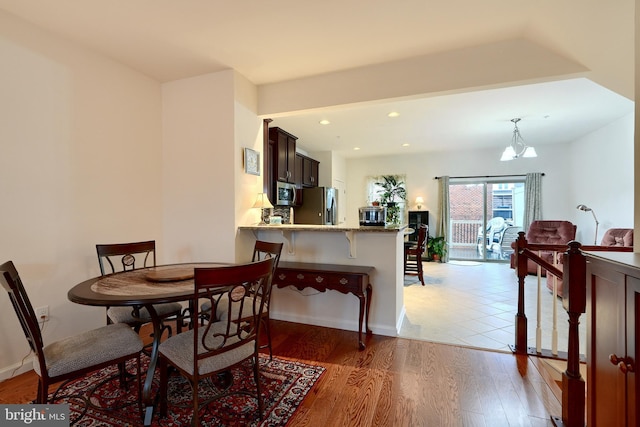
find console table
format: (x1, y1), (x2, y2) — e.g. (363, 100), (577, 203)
(273, 261), (374, 350)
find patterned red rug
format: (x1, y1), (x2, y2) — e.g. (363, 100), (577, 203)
(49, 354), (324, 426)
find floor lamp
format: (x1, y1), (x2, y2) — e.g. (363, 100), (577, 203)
(576, 204), (599, 244)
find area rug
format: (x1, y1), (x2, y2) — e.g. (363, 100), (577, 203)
(49, 354), (324, 426)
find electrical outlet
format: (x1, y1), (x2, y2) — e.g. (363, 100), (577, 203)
(35, 306), (49, 322)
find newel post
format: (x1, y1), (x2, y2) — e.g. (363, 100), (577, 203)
(551, 240), (586, 427)
(514, 231), (528, 354)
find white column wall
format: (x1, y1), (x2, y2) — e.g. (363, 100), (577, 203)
(161, 71), (237, 264)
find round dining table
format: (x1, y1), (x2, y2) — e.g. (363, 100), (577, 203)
(67, 262), (226, 426)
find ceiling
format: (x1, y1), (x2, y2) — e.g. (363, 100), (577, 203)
(0, 0), (634, 158)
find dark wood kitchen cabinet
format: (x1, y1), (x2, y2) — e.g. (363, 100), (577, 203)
(298, 153), (319, 187)
(269, 127), (297, 183)
(586, 252), (640, 426)
(294, 153), (303, 188)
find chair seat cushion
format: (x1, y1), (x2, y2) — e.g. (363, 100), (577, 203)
(107, 302), (182, 324)
(159, 322), (254, 376)
(35, 323), (143, 378)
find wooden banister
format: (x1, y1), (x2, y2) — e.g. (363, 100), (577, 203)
(513, 234), (631, 427)
(552, 241), (586, 427)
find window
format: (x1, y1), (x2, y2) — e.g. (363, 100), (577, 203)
(366, 174), (407, 225)
(448, 178), (525, 261)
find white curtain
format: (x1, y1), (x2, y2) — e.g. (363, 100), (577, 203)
(523, 172), (543, 231)
(436, 176), (450, 263)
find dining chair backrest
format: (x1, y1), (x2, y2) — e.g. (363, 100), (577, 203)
(96, 240), (156, 275)
(251, 241), (283, 294)
(416, 224), (428, 252)
(193, 258), (275, 366)
(0, 261), (46, 373)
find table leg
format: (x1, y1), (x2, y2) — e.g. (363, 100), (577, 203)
(365, 283), (372, 335)
(357, 293), (366, 350)
(142, 304), (162, 426)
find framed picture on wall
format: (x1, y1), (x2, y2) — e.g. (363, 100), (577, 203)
(244, 148), (260, 176)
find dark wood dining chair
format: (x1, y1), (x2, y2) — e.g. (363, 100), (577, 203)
(247, 240), (283, 359)
(0, 260), (144, 421)
(201, 240), (283, 359)
(158, 258), (275, 425)
(404, 224), (428, 285)
(96, 240), (184, 336)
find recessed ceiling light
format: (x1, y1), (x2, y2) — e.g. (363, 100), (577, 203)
(388, 112), (400, 118)
(353, 147), (361, 151)
(319, 119), (330, 125)
(402, 143), (410, 147)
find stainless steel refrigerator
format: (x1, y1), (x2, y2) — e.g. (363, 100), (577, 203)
(293, 187), (338, 225)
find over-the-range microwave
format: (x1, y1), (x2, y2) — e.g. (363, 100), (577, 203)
(275, 181), (299, 206)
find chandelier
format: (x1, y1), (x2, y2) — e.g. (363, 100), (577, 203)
(500, 118), (537, 161)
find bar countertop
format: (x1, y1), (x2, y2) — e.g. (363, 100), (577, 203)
(238, 224), (407, 233)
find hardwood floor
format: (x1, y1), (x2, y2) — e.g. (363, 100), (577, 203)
(0, 320), (561, 426)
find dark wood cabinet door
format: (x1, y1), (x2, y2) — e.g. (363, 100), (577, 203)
(301, 155), (319, 187)
(275, 132), (290, 181)
(626, 276), (640, 426)
(294, 153), (303, 188)
(270, 127), (297, 183)
(266, 138), (275, 201)
(285, 135), (296, 182)
(309, 158), (319, 186)
(587, 259), (627, 426)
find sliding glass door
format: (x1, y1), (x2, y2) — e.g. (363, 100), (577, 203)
(448, 178), (525, 262)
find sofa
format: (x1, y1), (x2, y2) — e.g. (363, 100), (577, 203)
(547, 228), (634, 296)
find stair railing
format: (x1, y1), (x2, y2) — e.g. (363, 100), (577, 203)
(512, 232), (632, 427)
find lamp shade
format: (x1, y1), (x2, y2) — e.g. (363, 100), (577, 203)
(415, 196), (424, 209)
(252, 193), (274, 209)
(522, 146), (537, 158)
(500, 146), (517, 161)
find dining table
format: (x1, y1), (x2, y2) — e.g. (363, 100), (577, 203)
(67, 262), (226, 426)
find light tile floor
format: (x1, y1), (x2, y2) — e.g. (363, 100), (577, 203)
(400, 260), (586, 355)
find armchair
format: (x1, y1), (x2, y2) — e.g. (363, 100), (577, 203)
(512, 220), (577, 276)
(547, 228), (633, 296)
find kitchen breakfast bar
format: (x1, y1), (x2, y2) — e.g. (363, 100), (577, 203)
(238, 224), (406, 341)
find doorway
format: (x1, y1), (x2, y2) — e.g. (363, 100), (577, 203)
(448, 178), (525, 262)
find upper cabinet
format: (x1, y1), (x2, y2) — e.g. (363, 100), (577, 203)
(269, 127), (297, 184)
(264, 125), (320, 203)
(298, 154), (319, 187)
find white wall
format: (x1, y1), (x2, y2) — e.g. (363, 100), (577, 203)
(0, 11), (163, 378)
(162, 70), (265, 264)
(233, 72), (265, 260)
(161, 71), (238, 264)
(569, 113), (634, 244)
(258, 39), (588, 116)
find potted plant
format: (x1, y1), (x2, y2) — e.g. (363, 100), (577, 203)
(427, 236), (447, 262)
(374, 175), (406, 225)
